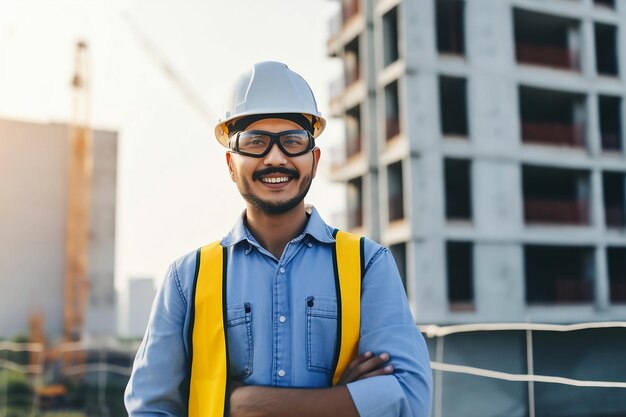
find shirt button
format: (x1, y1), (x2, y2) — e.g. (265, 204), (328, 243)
(279, 267), (285, 274)
(279, 315), (286, 323)
(278, 369), (286, 377)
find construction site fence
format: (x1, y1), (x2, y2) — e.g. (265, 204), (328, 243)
(0, 322), (625, 416)
(0, 341), (137, 417)
(419, 321), (626, 417)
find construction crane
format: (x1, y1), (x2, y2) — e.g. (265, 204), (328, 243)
(62, 40), (92, 371)
(28, 40), (92, 407)
(121, 12), (215, 124)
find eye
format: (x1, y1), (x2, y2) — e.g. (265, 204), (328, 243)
(241, 134), (268, 148)
(281, 134), (306, 147)
(249, 137), (266, 145)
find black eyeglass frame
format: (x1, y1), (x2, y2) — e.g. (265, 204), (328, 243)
(229, 129), (315, 158)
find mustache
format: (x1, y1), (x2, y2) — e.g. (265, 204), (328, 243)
(253, 167), (299, 181)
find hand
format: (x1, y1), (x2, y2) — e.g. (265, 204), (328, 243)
(337, 351), (393, 385)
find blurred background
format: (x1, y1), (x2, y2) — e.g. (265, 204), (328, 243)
(1, 0), (626, 416)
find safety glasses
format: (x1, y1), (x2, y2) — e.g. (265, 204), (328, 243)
(229, 130), (315, 158)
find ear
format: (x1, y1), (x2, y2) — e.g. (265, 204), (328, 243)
(226, 151), (235, 181)
(311, 147), (321, 179)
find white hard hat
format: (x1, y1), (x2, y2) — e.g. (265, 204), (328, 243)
(214, 61), (327, 147)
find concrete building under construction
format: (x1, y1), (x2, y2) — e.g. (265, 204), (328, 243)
(327, 0), (626, 416)
(0, 117), (117, 342)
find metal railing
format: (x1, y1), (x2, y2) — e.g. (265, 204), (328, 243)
(516, 43), (580, 71)
(421, 321), (626, 417)
(521, 121), (585, 147)
(524, 199), (590, 224)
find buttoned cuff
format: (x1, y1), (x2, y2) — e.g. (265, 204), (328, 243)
(347, 375), (406, 417)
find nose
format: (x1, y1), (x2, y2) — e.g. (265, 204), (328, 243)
(263, 141), (288, 165)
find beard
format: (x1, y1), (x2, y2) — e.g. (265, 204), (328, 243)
(233, 164), (314, 216)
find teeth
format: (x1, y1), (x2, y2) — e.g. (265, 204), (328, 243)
(262, 176), (290, 184)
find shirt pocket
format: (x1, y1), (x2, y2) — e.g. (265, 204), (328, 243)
(226, 302), (253, 380)
(305, 296), (338, 374)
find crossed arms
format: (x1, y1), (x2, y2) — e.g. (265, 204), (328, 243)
(229, 351), (393, 417)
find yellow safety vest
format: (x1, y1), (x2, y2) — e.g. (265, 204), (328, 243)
(188, 229), (364, 417)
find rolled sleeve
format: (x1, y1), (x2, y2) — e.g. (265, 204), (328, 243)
(348, 246), (433, 417)
(124, 261), (192, 416)
(347, 376), (408, 417)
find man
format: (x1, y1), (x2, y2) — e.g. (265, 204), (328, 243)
(125, 61), (432, 417)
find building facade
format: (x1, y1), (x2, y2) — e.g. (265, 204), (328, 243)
(327, 0), (626, 416)
(0, 118), (117, 342)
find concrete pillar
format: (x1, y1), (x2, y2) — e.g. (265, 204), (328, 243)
(594, 245), (610, 311)
(364, 172), (379, 241)
(618, 0), (626, 87)
(590, 169), (606, 229)
(586, 94), (601, 155)
(592, 168), (610, 311)
(473, 161), (523, 236)
(474, 243), (525, 320)
(411, 238), (448, 323)
(580, 15), (597, 78)
(466, 0), (520, 150)
(406, 153), (447, 322)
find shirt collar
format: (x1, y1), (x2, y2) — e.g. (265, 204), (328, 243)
(220, 205), (335, 248)
(302, 205), (335, 244)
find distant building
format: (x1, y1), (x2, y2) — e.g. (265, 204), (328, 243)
(0, 117), (117, 341)
(327, 0), (626, 415)
(126, 277), (156, 338)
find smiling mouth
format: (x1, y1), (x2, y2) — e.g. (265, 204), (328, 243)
(260, 176), (292, 184)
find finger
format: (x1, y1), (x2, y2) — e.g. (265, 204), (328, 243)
(345, 353), (390, 380)
(357, 364), (394, 380)
(338, 351), (379, 385)
(338, 352), (392, 385)
(343, 351), (374, 375)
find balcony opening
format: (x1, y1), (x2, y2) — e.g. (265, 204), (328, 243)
(608, 247), (626, 303)
(345, 105), (362, 159)
(595, 23), (619, 76)
(445, 159), (472, 221)
(603, 171), (626, 228)
(341, 0), (360, 24)
(440, 76), (468, 137)
(436, 0), (465, 55)
(599, 95), (622, 152)
(387, 161), (404, 222)
(514, 8), (580, 71)
(594, 0), (615, 8)
(389, 242), (407, 291)
(347, 177), (364, 229)
(447, 241), (474, 311)
(525, 245), (595, 304)
(345, 36), (361, 87)
(385, 81), (400, 140)
(519, 86), (586, 148)
(382, 7), (400, 67)
(523, 165), (591, 225)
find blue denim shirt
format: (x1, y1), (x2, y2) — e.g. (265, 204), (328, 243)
(125, 207), (432, 417)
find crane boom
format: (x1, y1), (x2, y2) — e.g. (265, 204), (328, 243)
(121, 12), (215, 124)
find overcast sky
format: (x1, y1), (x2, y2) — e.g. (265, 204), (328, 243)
(0, 0), (347, 302)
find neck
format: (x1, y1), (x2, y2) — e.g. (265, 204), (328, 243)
(245, 203), (309, 259)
